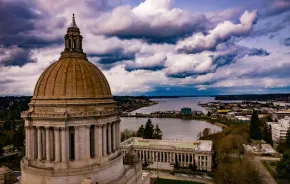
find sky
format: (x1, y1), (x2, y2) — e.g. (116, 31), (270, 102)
(0, 0), (290, 96)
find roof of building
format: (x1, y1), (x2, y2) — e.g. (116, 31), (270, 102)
(122, 137), (213, 152)
(0, 166), (11, 174)
(32, 14), (112, 100)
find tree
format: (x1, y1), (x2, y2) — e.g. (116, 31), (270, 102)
(137, 125), (144, 138)
(214, 157), (262, 184)
(202, 128), (211, 137)
(250, 111), (262, 140)
(276, 151), (290, 180)
(268, 125), (273, 146)
(286, 128), (290, 148)
(153, 124), (163, 139)
(263, 124), (270, 143)
(143, 119), (154, 139)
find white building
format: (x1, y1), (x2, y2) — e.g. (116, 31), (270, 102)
(121, 137), (213, 172)
(268, 116), (290, 143)
(19, 15), (149, 184)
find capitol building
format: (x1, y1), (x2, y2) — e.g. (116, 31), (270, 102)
(19, 15), (150, 184)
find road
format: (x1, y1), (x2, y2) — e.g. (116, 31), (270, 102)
(150, 170), (214, 184)
(252, 156), (281, 184)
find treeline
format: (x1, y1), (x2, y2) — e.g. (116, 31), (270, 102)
(120, 119), (163, 142)
(215, 93), (290, 101)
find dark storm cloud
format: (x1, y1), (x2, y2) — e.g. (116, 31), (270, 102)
(284, 38), (290, 46)
(0, 1), (65, 66)
(0, 46), (37, 67)
(248, 48), (270, 56)
(0, 1), (39, 37)
(88, 49), (135, 65)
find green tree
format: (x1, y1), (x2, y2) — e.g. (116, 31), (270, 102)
(276, 151), (290, 180)
(263, 124), (270, 143)
(137, 125), (144, 138)
(268, 125), (273, 146)
(286, 128), (290, 148)
(143, 119), (154, 139)
(153, 124), (162, 139)
(250, 111), (262, 140)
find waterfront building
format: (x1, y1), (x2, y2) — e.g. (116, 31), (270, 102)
(268, 116), (290, 143)
(181, 107), (192, 116)
(121, 137), (213, 172)
(20, 15), (149, 184)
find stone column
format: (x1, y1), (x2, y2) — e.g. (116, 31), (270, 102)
(96, 125), (103, 157)
(25, 126), (30, 159)
(192, 154), (194, 164)
(107, 123), (112, 154)
(54, 127), (60, 162)
(42, 128), (46, 159)
(94, 125), (98, 157)
(74, 126), (80, 160)
(31, 126), (36, 159)
(45, 127), (50, 161)
(61, 127), (67, 162)
(112, 122), (116, 152)
(49, 128), (54, 160)
(37, 126), (42, 160)
(102, 124), (107, 156)
(78, 126), (86, 159)
(85, 125), (91, 159)
(116, 121), (120, 149)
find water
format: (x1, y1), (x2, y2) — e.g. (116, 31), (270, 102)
(131, 97), (215, 114)
(120, 117), (222, 141)
(120, 97), (223, 140)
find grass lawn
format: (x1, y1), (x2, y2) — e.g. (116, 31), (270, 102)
(155, 178), (202, 184)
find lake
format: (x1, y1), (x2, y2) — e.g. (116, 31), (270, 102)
(120, 97), (223, 140)
(120, 117), (222, 141)
(130, 97), (215, 114)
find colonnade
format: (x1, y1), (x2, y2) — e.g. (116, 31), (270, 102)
(25, 121), (121, 163)
(123, 150), (194, 165)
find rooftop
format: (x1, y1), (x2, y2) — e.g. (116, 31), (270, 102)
(121, 137), (213, 152)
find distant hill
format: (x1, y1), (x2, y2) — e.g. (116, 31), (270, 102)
(215, 94), (290, 101)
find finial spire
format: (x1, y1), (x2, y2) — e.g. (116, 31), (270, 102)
(69, 13), (78, 28)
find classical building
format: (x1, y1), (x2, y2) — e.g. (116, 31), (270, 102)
(20, 15), (150, 184)
(268, 116), (290, 143)
(121, 137), (213, 172)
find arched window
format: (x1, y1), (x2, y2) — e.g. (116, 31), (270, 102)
(68, 39), (72, 50)
(73, 39), (76, 49)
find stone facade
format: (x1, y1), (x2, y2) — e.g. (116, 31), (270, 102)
(20, 15), (149, 184)
(121, 137), (213, 172)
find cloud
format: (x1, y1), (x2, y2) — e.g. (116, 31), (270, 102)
(262, 0), (290, 17)
(0, 45), (37, 66)
(125, 53), (167, 71)
(284, 37), (290, 46)
(176, 10), (257, 54)
(91, 0), (206, 43)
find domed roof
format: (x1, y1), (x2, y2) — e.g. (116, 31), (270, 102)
(32, 15), (112, 100)
(33, 54), (111, 99)
(0, 166), (11, 174)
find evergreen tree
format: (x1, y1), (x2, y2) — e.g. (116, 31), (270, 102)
(268, 125), (273, 146)
(153, 124), (163, 140)
(263, 124), (270, 143)
(137, 125), (145, 138)
(277, 151), (290, 180)
(143, 119), (154, 139)
(250, 111), (262, 140)
(286, 128), (290, 148)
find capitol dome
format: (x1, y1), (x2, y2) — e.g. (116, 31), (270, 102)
(33, 54), (111, 99)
